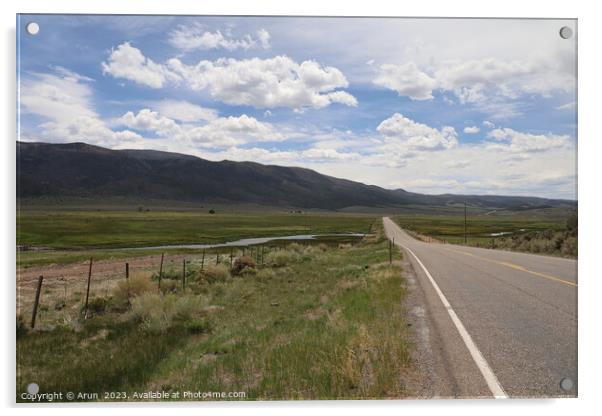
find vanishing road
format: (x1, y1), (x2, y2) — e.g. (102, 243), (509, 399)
(383, 217), (577, 398)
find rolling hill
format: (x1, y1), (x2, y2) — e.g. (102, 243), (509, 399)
(17, 141), (576, 211)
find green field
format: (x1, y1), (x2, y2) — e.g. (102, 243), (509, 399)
(392, 212), (577, 257)
(17, 229), (411, 401)
(18, 210), (376, 249)
(17, 210), (376, 267)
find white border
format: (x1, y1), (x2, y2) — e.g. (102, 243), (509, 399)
(2, 1), (600, 415)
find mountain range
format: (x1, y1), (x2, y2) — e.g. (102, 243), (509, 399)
(17, 141), (576, 211)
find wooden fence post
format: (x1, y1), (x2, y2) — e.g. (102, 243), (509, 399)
(201, 249), (205, 271)
(216, 252), (219, 265)
(389, 239), (392, 265)
(31, 275), (44, 329)
(182, 258), (186, 290)
(158, 252), (164, 291)
(125, 262), (130, 300)
(83, 257), (93, 319)
(261, 246), (265, 265)
(230, 248), (234, 268)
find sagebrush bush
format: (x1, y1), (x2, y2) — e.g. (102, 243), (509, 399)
(231, 255), (256, 276)
(198, 264), (230, 284)
(287, 243), (305, 253)
(85, 297), (109, 315)
(317, 243), (329, 252)
(561, 236), (577, 257)
(129, 293), (208, 332)
(265, 250), (297, 267)
(159, 279), (179, 294)
(112, 272), (154, 306)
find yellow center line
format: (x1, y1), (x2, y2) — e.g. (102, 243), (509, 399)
(442, 248), (577, 287)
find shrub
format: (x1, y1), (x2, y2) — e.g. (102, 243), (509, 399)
(159, 279), (179, 294)
(265, 250), (297, 267)
(561, 236), (577, 257)
(85, 297), (109, 315)
(231, 256), (256, 276)
(154, 268), (181, 281)
(198, 264), (231, 284)
(317, 243), (329, 252)
(240, 267), (257, 277)
(255, 268), (275, 282)
(129, 293), (208, 333)
(112, 272), (154, 306)
(287, 243), (305, 253)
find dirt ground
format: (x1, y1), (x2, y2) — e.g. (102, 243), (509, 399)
(17, 252), (209, 329)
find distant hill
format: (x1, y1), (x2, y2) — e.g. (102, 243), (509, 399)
(17, 141), (576, 211)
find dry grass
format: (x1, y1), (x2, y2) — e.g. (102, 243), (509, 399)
(112, 272), (154, 307)
(129, 292), (209, 333)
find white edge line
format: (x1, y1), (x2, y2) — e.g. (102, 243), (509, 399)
(393, 233), (508, 399)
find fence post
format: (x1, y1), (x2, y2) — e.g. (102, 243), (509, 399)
(31, 275), (44, 329)
(216, 252), (219, 265)
(182, 259), (186, 290)
(83, 257), (93, 319)
(389, 239), (392, 265)
(125, 262), (130, 300)
(261, 246), (265, 265)
(230, 248), (234, 268)
(201, 249), (205, 271)
(158, 253), (164, 291)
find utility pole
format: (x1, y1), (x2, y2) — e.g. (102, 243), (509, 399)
(464, 201), (467, 245)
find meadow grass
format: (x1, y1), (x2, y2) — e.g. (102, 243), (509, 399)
(17, 227), (411, 401)
(17, 210), (375, 250)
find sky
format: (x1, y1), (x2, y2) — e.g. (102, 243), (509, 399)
(17, 15), (577, 199)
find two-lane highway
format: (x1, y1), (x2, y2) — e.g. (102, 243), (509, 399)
(383, 217), (577, 398)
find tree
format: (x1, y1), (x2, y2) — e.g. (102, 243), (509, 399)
(209, 209), (215, 214)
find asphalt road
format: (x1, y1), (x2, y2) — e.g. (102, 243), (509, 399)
(383, 217), (577, 398)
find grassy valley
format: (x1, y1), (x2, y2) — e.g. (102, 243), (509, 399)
(17, 227), (411, 401)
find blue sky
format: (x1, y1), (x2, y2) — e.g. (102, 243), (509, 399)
(17, 15), (577, 199)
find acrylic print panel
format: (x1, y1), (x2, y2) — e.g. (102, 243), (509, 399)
(16, 15), (577, 402)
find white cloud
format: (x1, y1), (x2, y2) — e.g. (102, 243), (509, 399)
(102, 43), (357, 110)
(483, 120), (496, 128)
(118, 109), (284, 148)
(556, 101), (576, 110)
(152, 100), (218, 122)
(463, 126), (480, 134)
(168, 24), (271, 51)
(300, 148), (359, 162)
(445, 160), (471, 169)
(120, 109), (181, 136)
(20, 69), (143, 147)
(361, 113), (459, 168)
(373, 62), (437, 100)
(372, 56), (575, 116)
(486, 128), (571, 154)
(376, 113), (458, 152)
(101, 42), (179, 88)
(21, 72), (97, 124)
(166, 55), (357, 109)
